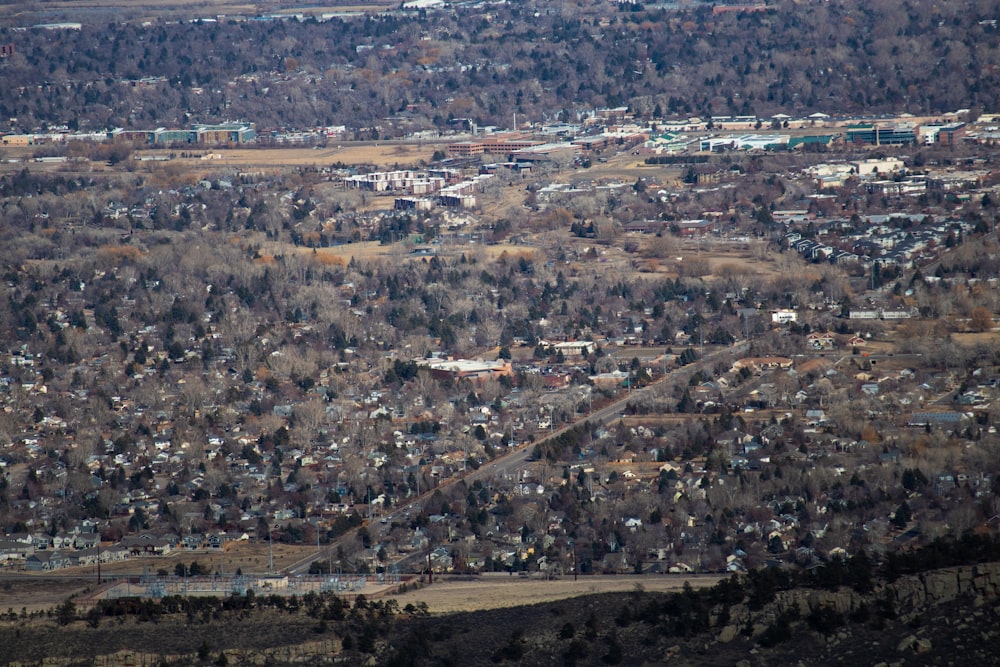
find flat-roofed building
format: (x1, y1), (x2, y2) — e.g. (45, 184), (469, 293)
(1, 134), (34, 146)
(425, 359), (512, 381)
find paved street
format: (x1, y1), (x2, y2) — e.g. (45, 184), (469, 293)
(287, 341), (749, 575)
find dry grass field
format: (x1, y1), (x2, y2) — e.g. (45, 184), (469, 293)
(0, 576), (93, 614)
(388, 574), (724, 614)
(952, 331), (1000, 347)
(259, 236), (545, 267)
(0, 0), (396, 22)
(136, 142), (441, 171)
(99, 541), (321, 576)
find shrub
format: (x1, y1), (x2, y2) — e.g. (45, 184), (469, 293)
(807, 605), (845, 635)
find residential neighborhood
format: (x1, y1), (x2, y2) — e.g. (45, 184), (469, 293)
(0, 0), (996, 600)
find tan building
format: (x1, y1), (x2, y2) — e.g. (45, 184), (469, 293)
(1, 134), (34, 146)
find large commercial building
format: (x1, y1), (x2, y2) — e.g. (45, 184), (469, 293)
(447, 134), (543, 157)
(845, 124), (916, 146)
(108, 122), (256, 146)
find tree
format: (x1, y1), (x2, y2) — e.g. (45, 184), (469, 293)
(891, 501), (912, 529)
(56, 599), (76, 626)
(677, 389), (695, 414)
(969, 307), (993, 333)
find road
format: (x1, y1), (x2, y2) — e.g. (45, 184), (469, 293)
(285, 340), (750, 576)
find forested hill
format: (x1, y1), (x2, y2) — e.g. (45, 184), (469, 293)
(0, 0), (997, 134)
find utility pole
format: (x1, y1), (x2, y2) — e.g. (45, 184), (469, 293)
(426, 538), (433, 585)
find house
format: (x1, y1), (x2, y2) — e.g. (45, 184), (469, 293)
(74, 532), (100, 550)
(552, 340), (596, 358)
(100, 544), (131, 563)
(52, 534), (74, 550)
(804, 410), (826, 426)
(68, 548), (101, 567)
(0, 540), (33, 563)
(600, 552), (629, 573)
(119, 535), (173, 556)
(674, 219), (715, 235)
(183, 534), (204, 550)
(25, 550), (70, 571)
(806, 332), (835, 349)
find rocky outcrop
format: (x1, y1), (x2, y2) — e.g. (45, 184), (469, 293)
(716, 561), (1000, 643)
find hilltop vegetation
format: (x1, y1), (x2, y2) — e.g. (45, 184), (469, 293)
(0, 0), (999, 134)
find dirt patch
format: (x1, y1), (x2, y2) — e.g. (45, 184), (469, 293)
(386, 574), (724, 614)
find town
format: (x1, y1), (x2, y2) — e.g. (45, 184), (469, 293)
(2, 0), (1000, 663)
(0, 100), (998, 588)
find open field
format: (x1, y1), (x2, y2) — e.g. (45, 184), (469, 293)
(953, 331), (1000, 347)
(133, 142), (441, 170)
(0, 568), (724, 618)
(387, 573), (725, 614)
(0, 576), (92, 614)
(0, 0), (396, 23)
(0, 143), (441, 177)
(99, 542), (321, 577)
(262, 236), (546, 266)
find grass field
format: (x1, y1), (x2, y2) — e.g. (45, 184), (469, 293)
(953, 331), (1000, 346)
(131, 142), (441, 171)
(0, 568), (722, 619)
(388, 574), (725, 614)
(183, 143), (438, 168)
(0, 576), (91, 614)
(0, 0), (396, 23)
